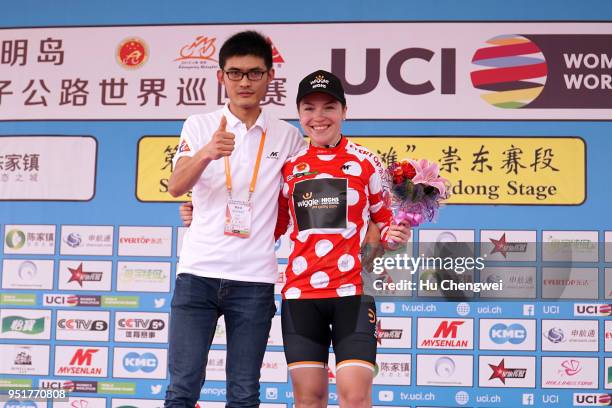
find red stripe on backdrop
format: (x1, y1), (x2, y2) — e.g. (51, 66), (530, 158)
(472, 42), (542, 62)
(470, 62), (548, 86)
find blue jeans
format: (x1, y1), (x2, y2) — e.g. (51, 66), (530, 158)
(164, 273), (276, 408)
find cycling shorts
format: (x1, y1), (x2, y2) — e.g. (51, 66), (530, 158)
(281, 295), (377, 372)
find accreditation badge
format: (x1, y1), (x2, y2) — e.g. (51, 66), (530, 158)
(224, 199), (252, 238)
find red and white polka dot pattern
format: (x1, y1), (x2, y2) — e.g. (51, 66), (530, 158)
(275, 136), (392, 299)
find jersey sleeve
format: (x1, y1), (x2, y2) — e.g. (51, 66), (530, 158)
(366, 154), (393, 241)
(172, 115), (200, 169)
(274, 174), (291, 241)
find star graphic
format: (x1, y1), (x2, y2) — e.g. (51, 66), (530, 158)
(327, 366), (335, 380)
(67, 263), (85, 287)
(489, 233), (509, 258)
(376, 320), (383, 345)
(488, 359), (508, 384)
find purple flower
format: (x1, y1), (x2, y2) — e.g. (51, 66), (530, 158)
(409, 159), (448, 198)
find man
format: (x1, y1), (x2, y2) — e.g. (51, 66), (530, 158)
(165, 31), (306, 408)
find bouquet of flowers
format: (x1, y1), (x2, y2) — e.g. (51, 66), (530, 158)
(385, 158), (449, 228)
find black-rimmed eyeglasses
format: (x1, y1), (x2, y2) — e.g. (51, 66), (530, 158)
(224, 69), (268, 81)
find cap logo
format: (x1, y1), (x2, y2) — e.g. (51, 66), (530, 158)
(310, 74), (330, 89)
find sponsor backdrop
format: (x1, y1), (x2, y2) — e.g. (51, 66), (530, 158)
(1, 1), (612, 407)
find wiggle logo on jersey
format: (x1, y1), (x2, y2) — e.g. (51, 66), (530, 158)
(293, 179), (347, 231)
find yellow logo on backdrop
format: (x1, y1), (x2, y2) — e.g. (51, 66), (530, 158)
(136, 135), (585, 205)
(136, 136), (190, 202)
(353, 136), (585, 205)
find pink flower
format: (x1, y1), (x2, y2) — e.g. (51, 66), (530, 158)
(409, 159), (448, 198)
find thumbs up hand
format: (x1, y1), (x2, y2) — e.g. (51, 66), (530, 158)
(203, 116), (235, 160)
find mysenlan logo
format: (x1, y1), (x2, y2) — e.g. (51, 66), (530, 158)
(490, 323), (527, 344)
(2, 316), (45, 334)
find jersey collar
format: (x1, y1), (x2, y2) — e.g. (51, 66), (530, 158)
(309, 134), (347, 154)
(223, 103), (266, 132)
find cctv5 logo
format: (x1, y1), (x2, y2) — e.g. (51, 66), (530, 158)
(58, 319), (107, 331)
(123, 352), (158, 372)
(117, 318), (165, 330)
(490, 323), (527, 344)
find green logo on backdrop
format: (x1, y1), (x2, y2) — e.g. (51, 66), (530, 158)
(2, 316), (45, 334)
(97, 381), (136, 394)
(101, 296), (139, 308)
(0, 378), (33, 390)
(0, 294), (37, 306)
(5, 229), (26, 249)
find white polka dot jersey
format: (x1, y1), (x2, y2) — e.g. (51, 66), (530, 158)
(275, 136), (393, 299)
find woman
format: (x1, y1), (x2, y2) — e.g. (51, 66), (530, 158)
(274, 70), (409, 408)
(180, 70), (410, 408)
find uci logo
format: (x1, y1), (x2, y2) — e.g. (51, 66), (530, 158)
(302, 192), (313, 200)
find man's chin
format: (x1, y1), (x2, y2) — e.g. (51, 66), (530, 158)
(231, 98), (260, 110)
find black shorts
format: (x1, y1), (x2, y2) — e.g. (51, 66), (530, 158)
(281, 295), (377, 372)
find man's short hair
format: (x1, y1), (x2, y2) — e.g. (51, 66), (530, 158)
(219, 31), (273, 70)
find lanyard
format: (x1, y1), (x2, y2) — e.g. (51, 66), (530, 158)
(224, 130), (267, 201)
